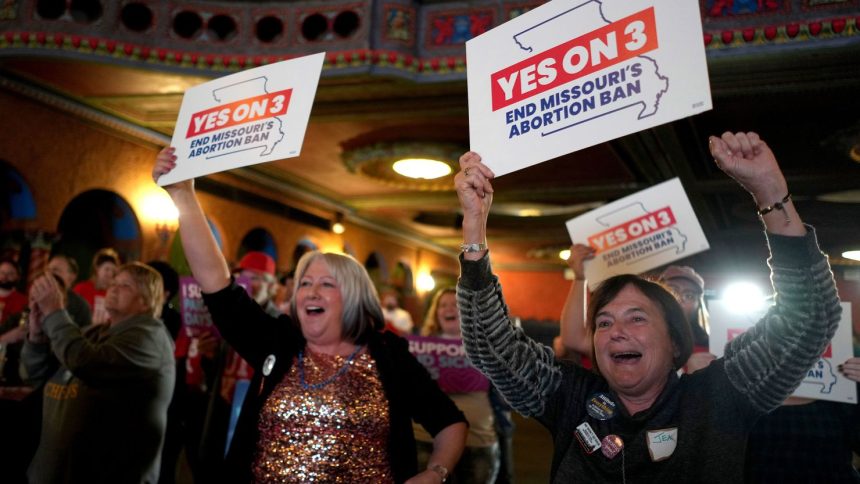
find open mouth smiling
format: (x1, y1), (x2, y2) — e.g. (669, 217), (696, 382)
(306, 306), (325, 315)
(611, 351), (642, 363)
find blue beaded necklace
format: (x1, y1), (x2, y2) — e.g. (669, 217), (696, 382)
(298, 345), (363, 390)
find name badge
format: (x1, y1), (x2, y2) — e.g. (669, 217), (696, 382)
(646, 427), (678, 462)
(575, 422), (602, 454)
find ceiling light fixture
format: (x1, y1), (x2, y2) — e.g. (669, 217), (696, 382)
(341, 141), (463, 190)
(392, 158), (452, 180)
(843, 250), (860, 261)
(331, 213), (345, 235)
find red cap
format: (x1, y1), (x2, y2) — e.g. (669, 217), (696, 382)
(237, 251), (276, 276)
(659, 265), (704, 292)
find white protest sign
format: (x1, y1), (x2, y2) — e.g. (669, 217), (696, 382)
(466, 0), (711, 176)
(565, 178), (709, 289)
(709, 302), (855, 404)
(158, 52), (325, 185)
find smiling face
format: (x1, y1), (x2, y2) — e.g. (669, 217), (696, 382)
(295, 258), (345, 346)
(436, 291), (460, 337)
(593, 284), (676, 406)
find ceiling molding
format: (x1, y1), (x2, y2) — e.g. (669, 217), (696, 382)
(0, 70), (170, 146)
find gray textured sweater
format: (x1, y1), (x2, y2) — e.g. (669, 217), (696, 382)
(457, 228), (841, 483)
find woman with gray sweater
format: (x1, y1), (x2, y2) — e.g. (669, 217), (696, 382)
(453, 131), (842, 483)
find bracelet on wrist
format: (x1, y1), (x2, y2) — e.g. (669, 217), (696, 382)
(460, 242), (487, 253)
(756, 193), (791, 215)
(756, 193), (791, 224)
(428, 463), (449, 482)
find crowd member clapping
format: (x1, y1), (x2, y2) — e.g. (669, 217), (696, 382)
(154, 147), (467, 483)
(453, 131), (842, 482)
(22, 263), (175, 483)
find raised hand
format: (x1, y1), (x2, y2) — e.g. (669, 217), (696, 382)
(709, 131), (804, 236)
(455, 152), (495, 259)
(153, 147), (194, 195)
(566, 243), (595, 281)
(708, 131), (787, 206)
(454, 151), (495, 221)
(29, 273), (65, 317)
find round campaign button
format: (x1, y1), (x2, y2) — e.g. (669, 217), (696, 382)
(586, 392), (617, 420)
(601, 434), (624, 459)
(262, 354), (276, 376)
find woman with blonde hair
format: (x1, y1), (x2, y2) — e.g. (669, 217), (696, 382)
(154, 147), (467, 483)
(415, 287), (500, 483)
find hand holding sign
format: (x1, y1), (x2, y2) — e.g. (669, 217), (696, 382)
(566, 243), (596, 280)
(838, 357), (860, 383)
(455, 152), (495, 260)
(153, 147), (193, 196)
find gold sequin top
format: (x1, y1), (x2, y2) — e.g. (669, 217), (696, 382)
(252, 348), (394, 483)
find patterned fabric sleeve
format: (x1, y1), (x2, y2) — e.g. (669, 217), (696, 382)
(724, 226), (842, 413)
(457, 252), (562, 417)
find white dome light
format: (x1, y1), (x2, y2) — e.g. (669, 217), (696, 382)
(392, 158), (452, 179)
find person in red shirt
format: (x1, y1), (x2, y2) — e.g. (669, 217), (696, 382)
(0, 258), (27, 329)
(0, 258), (28, 383)
(73, 248), (119, 325)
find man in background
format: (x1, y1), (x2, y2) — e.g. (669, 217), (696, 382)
(234, 251), (280, 317)
(380, 287), (414, 334)
(47, 254), (92, 328)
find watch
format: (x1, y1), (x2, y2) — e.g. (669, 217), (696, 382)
(428, 463), (449, 482)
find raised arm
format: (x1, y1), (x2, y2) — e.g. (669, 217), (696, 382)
(709, 132), (805, 237)
(455, 152), (562, 417)
(559, 244), (594, 357)
(152, 147), (230, 293)
(710, 132), (841, 412)
(20, 294), (54, 384)
(25, 273), (171, 383)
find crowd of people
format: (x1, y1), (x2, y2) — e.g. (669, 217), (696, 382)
(0, 129), (854, 483)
